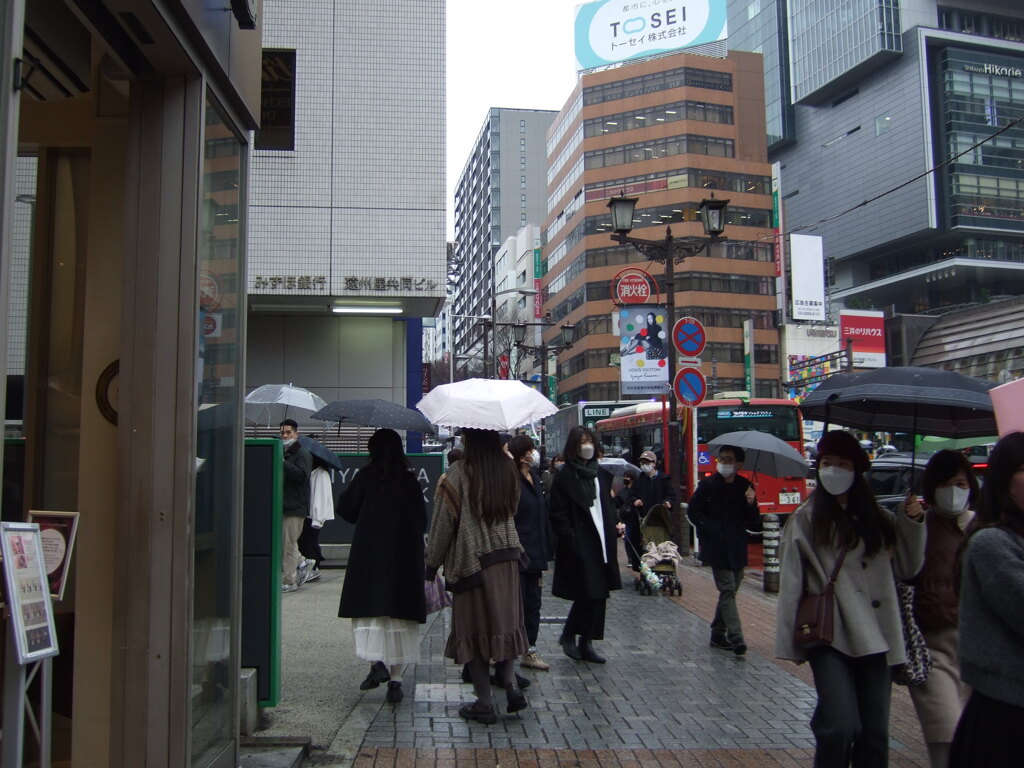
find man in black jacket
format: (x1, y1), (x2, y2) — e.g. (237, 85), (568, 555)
(621, 450), (676, 570)
(280, 419), (313, 592)
(687, 445), (761, 655)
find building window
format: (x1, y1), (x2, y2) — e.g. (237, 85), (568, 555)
(520, 138), (526, 150)
(521, 175), (527, 188)
(521, 194), (527, 207)
(520, 119), (526, 132)
(520, 157), (526, 169)
(255, 49), (296, 151)
(875, 114), (893, 136)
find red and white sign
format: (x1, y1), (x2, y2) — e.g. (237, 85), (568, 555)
(839, 310), (886, 368)
(673, 367), (707, 406)
(202, 313), (222, 338)
(498, 355), (510, 380)
(611, 268), (659, 305)
(672, 316), (706, 359)
(199, 271), (223, 311)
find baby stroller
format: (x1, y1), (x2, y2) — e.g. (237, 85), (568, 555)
(634, 504), (682, 596)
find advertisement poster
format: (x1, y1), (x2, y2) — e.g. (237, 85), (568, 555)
(789, 234), (826, 321)
(618, 306), (669, 395)
(28, 510), (80, 601)
(1, 522), (59, 664)
(839, 310), (886, 368)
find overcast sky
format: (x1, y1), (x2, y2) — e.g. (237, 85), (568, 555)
(445, 0), (583, 237)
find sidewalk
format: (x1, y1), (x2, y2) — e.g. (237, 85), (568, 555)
(249, 552), (930, 767)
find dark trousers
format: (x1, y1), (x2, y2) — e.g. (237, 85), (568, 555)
(562, 598), (607, 641)
(623, 516), (642, 571)
(520, 571), (542, 647)
(297, 518), (323, 564)
(710, 567), (745, 642)
(807, 647), (891, 768)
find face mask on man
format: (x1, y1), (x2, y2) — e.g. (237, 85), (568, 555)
(578, 444), (595, 461)
(716, 461), (736, 478)
(282, 437), (296, 448)
(641, 462), (656, 475)
(818, 466), (855, 496)
(933, 485), (970, 516)
(528, 450), (540, 467)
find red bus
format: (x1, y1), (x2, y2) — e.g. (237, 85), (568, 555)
(595, 396), (808, 515)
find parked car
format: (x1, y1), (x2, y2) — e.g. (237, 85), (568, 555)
(864, 454), (933, 513)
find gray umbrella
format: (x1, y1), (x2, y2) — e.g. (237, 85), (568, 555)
(707, 430), (809, 478)
(311, 398), (435, 434)
(798, 366), (996, 438)
(298, 435), (344, 471)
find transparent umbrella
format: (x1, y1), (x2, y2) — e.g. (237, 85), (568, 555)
(244, 383), (328, 427)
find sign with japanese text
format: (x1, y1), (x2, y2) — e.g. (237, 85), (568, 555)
(611, 267), (658, 305)
(789, 234), (826, 321)
(575, 0), (728, 71)
(618, 306), (669, 395)
(1, 522), (60, 663)
(839, 310), (886, 368)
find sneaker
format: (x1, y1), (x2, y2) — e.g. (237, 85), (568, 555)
(385, 680), (403, 703)
(520, 649), (550, 671)
(296, 560), (310, 586)
(359, 661), (391, 691)
(281, 583), (298, 593)
(709, 635), (734, 651)
(305, 566), (321, 583)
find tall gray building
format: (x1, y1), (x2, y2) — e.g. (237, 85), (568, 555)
(247, 0), (446, 418)
(729, 0), (1024, 316)
(451, 108), (557, 372)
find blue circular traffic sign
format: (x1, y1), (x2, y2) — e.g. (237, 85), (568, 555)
(673, 366), (707, 406)
(673, 316), (706, 358)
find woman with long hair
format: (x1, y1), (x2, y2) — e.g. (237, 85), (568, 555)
(906, 450), (978, 768)
(426, 428), (529, 724)
(949, 431), (1024, 767)
(775, 430), (925, 767)
(548, 425), (624, 664)
(506, 434), (551, 671)
(337, 428), (427, 704)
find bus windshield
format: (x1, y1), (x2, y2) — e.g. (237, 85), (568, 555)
(697, 404), (802, 444)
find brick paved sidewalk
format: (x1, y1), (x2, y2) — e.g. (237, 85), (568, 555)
(318, 553), (929, 767)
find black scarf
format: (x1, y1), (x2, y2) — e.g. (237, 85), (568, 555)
(569, 459), (599, 503)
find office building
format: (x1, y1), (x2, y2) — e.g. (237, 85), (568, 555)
(451, 108), (557, 375)
(248, 0), (446, 424)
(542, 50), (780, 402)
(728, 0), (1024, 317)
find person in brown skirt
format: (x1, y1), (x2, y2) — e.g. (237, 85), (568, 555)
(426, 428), (529, 724)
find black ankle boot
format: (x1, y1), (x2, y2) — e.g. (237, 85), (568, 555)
(578, 638), (606, 664)
(560, 633), (582, 660)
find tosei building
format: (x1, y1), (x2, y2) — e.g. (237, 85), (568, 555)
(728, 0), (1024, 316)
(247, 0), (446, 429)
(542, 43), (781, 402)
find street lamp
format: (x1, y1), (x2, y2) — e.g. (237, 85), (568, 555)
(507, 319), (576, 399)
(606, 192), (728, 542)
(489, 287), (539, 377)
(449, 312), (491, 383)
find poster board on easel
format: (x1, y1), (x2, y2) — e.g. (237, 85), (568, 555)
(27, 510), (80, 601)
(1, 521), (59, 664)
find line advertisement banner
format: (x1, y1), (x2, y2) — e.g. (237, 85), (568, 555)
(574, 0), (728, 71)
(789, 233), (826, 322)
(617, 306), (669, 395)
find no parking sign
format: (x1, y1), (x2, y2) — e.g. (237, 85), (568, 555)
(673, 366), (707, 406)
(672, 316), (706, 359)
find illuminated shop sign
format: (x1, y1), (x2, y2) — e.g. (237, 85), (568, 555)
(963, 63), (1022, 77)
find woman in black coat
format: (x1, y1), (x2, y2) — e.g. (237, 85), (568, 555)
(548, 426), (624, 664)
(337, 428), (427, 704)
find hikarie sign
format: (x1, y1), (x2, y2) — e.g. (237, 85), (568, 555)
(839, 310), (886, 368)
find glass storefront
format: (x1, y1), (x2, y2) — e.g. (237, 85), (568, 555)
(192, 93), (245, 767)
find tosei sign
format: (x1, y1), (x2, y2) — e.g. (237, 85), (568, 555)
(574, 0), (728, 71)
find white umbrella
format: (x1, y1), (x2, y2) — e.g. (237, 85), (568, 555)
(707, 430), (809, 478)
(245, 383), (328, 426)
(416, 378), (558, 431)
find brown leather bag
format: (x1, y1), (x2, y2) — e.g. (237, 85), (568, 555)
(794, 548), (847, 648)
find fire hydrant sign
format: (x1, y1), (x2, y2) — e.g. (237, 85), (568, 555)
(611, 267), (658, 305)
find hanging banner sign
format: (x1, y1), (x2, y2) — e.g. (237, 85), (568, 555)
(674, 367), (708, 406)
(618, 306), (669, 395)
(672, 316), (706, 359)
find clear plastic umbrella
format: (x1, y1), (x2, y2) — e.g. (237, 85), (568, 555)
(244, 383), (328, 426)
(416, 379), (558, 431)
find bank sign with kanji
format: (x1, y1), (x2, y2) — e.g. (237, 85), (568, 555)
(574, 0), (728, 71)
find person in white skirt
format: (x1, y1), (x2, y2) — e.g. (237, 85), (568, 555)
(337, 429), (428, 703)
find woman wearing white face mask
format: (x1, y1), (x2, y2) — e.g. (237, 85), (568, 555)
(905, 450), (977, 768)
(548, 426), (624, 663)
(775, 430), (925, 768)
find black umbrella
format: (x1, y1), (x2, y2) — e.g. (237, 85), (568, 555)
(298, 435), (344, 471)
(799, 366), (996, 439)
(311, 398), (435, 434)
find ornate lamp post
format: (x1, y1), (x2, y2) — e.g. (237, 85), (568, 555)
(606, 193), (728, 541)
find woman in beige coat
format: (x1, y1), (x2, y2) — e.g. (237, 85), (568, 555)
(775, 431), (925, 768)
